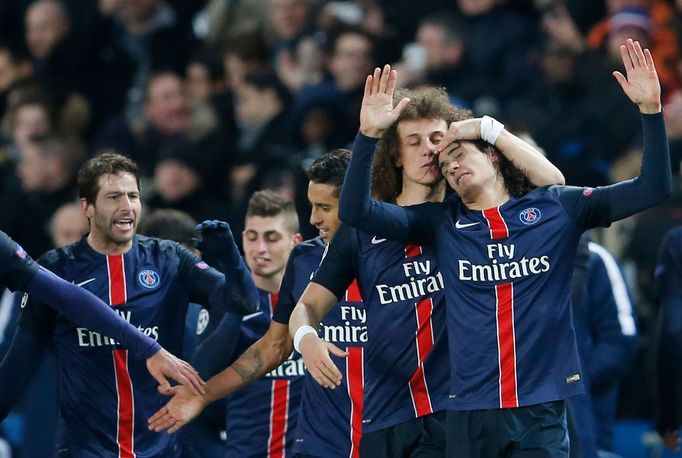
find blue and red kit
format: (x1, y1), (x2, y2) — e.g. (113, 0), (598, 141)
(222, 288), (305, 458)
(9, 235), (256, 457)
(273, 237), (366, 458)
(312, 223), (448, 433)
(339, 113), (670, 411)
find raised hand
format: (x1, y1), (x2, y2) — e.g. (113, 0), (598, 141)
(146, 348), (205, 396)
(148, 385), (207, 433)
(195, 220), (241, 267)
(299, 333), (346, 388)
(661, 429), (681, 452)
(436, 118), (484, 155)
(612, 38), (662, 114)
(359, 64), (410, 138)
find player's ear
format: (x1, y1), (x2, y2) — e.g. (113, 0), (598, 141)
(80, 198), (93, 218)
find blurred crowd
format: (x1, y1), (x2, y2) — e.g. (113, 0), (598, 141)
(0, 0), (681, 444)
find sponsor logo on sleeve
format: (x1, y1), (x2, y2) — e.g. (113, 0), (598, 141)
(582, 187), (593, 197)
(196, 261), (209, 270)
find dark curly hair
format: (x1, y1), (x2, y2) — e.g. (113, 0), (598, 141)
(78, 153), (140, 205)
(469, 140), (533, 198)
(306, 148), (351, 197)
(371, 87), (471, 201)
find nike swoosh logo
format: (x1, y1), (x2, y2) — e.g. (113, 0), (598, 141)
(371, 236), (387, 245)
(74, 278), (96, 287)
(455, 220), (480, 229)
(242, 311), (263, 321)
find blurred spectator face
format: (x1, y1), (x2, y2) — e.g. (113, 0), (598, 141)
(117, 0), (160, 24)
(301, 108), (333, 146)
(51, 202), (89, 246)
(270, 0), (310, 40)
(329, 32), (374, 92)
(144, 73), (190, 134)
(17, 141), (55, 192)
(154, 159), (200, 202)
(236, 82), (279, 128)
(25, 0), (70, 59)
(417, 23), (462, 70)
(607, 27), (651, 64)
(541, 45), (576, 84)
(0, 49), (31, 94)
(458, 0), (500, 16)
(12, 103), (52, 146)
(186, 62), (212, 104)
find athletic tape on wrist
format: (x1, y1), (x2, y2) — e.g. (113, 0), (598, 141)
(293, 325), (318, 353)
(480, 115), (504, 145)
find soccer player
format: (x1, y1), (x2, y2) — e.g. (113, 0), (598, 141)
(338, 39), (670, 457)
(289, 88), (563, 456)
(149, 150), (367, 458)
(0, 153), (258, 457)
(655, 225), (682, 452)
(0, 229), (205, 411)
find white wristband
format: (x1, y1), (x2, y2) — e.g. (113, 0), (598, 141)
(480, 115), (504, 145)
(293, 325), (318, 353)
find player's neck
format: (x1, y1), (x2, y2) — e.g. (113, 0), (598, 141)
(462, 177), (510, 211)
(86, 232), (133, 256)
(396, 179), (445, 206)
(252, 272), (283, 294)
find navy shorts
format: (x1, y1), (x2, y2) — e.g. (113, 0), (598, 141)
(360, 411), (447, 457)
(446, 401), (569, 458)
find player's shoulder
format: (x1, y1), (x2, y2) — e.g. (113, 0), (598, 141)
(134, 234), (187, 258)
(291, 236), (325, 259)
(661, 225), (682, 252)
(37, 238), (84, 269)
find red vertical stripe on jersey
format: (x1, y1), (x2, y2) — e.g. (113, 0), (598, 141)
(495, 282), (518, 408)
(346, 347), (364, 458)
(408, 297), (435, 416)
(345, 279), (362, 302)
(113, 350), (135, 458)
(267, 379), (289, 458)
(482, 207), (509, 240)
(405, 244), (423, 258)
(107, 255), (127, 306)
(269, 292), (280, 315)
(107, 255), (134, 457)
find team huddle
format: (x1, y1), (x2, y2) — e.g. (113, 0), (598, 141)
(0, 39), (673, 457)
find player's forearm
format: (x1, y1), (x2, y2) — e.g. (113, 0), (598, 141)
(29, 268), (160, 359)
(203, 333), (293, 403)
(608, 113), (672, 221)
(223, 259), (260, 315)
(495, 130), (565, 186)
(339, 134), (413, 241)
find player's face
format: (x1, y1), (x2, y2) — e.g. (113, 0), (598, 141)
(243, 215), (298, 278)
(396, 118), (447, 187)
(308, 182), (340, 243)
(84, 172), (141, 246)
(438, 141), (498, 199)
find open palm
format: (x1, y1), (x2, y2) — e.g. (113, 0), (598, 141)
(612, 38), (661, 114)
(359, 64), (410, 138)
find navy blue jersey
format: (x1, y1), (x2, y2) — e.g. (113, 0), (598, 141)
(0, 230), (38, 293)
(340, 116), (670, 411)
(19, 235), (241, 457)
(225, 288), (304, 458)
(313, 224), (448, 433)
(273, 237), (366, 458)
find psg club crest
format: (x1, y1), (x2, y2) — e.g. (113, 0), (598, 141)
(519, 207), (541, 225)
(138, 269), (160, 289)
